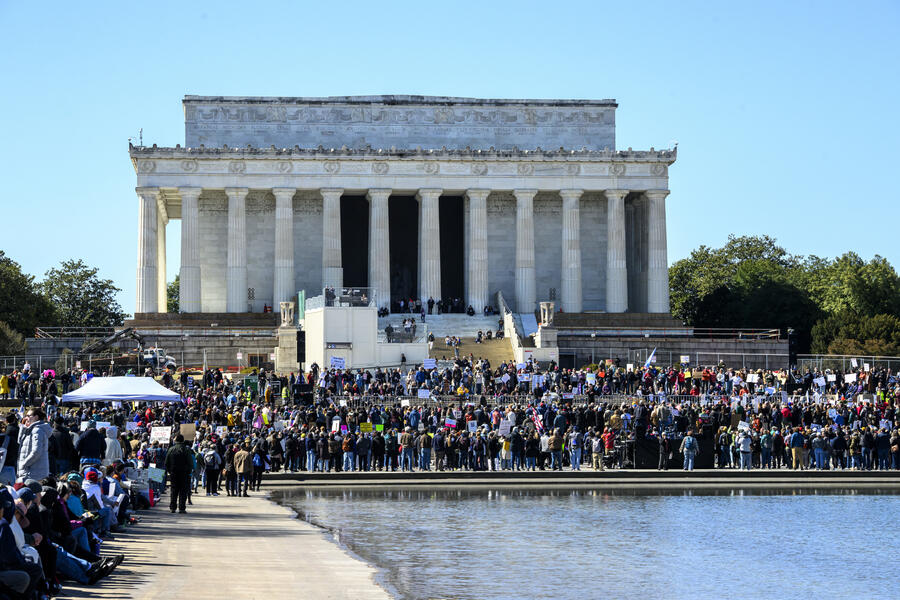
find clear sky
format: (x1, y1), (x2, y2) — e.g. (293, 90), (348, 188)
(1, 1), (898, 314)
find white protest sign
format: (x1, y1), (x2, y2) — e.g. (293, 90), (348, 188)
(516, 363), (526, 371)
(851, 358), (858, 368)
(423, 358), (437, 369)
(501, 374), (510, 383)
(401, 398), (410, 407)
(738, 421), (750, 431)
(467, 420), (477, 433)
(95, 421), (111, 429)
(75, 361), (82, 369)
(273, 420), (286, 432)
(746, 374), (759, 383)
(331, 418), (341, 432)
(330, 356), (345, 369)
(417, 388), (431, 399)
(150, 426), (171, 444)
(845, 373), (857, 383)
(864, 363), (870, 372)
(216, 426), (229, 437)
(125, 422), (138, 432)
(453, 409), (462, 419)
(498, 420), (513, 436)
(814, 377), (826, 387)
(626, 364), (634, 372)
(236, 352), (243, 360)
(826, 374), (837, 382)
(339, 399), (347, 407)
(680, 355), (690, 364)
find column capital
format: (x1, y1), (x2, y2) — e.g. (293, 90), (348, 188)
(366, 188), (392, 200)
(466, 188), (490, 201)
(320, 188), (344, 197)
(178, 186), (202, 199)
(224, 187), (249, 198)
(416, 188), (443, 200)
(559, 189), (584, 201)
(604, 189), (629, 201)
(272, 187), (296, 199)
(135, 186), (159, 199)
(513, 189), (538, 200)
(644, 189), (670, 201)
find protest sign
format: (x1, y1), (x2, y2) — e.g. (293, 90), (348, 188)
(501, 374), (510, 383)
(375, 424), (384, 432)
(147, 467), (166, 483)
(746, 374), (759, 383)
(814, 377), (826, 387)
(273, 420), (286, 432)
(585, 373), (596, 384)
(125, 422), (138, 432)
(453, 409), (462, 419)
(179, 423), (196, 439)
(216, 426), (229, 437)
(417, 388), (431, 399)
(626, 364), (634, 372)
(680, 355), (690, 364)
(401, 398), (410, 407)
(516, 363), (527, 371)
(95, 421), (111, 430)
(339, 399), (347, 407)
(738, 420), (750, 431)
(864, 363), (870, 372)
(150, 426), (171, 444)
(850, 358), (858, 368)
(330, 356), (345, 369)
(331, 417), (341, 432)
(360, 422), (373, 433)
(498, 421), (513, 436)
(826, 374), (837, 382)
(845, 373), (857, 383)
(880, 419), (891, 430)
(423, 358), (437, 369)
(467, 420), (477, 433)
(444, 418), (457, 428)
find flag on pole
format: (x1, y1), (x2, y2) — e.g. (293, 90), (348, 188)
(644, 347), (657, 369)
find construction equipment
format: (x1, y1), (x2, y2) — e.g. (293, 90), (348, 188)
(77, 327), (176, 374)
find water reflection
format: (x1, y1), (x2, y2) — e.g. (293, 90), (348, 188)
(274, 486), (900, 600)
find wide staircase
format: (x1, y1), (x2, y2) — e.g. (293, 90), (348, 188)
(428, 336), (514, 365)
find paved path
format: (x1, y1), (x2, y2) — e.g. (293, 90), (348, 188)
(58, 492), (391, 600)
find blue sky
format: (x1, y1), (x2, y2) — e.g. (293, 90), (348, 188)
(1, 1), (898, 314)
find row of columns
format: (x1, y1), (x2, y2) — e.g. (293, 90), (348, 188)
(135, 186), (669, 315)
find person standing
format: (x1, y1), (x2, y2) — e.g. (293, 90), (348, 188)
(16, 408), (51, 482)
(658, 432), (670, 471)
(203, 445), (222, 496)
(234, 443), (253, 496)
(679, 430), (698, 471)
(164, 434), (193, 513)
(789, 428), (805, 470)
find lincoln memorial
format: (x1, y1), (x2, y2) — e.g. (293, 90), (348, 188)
(130, 95), (676, 319)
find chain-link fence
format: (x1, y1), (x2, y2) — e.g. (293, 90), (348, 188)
(555, 347), (789, 370)
(796, 354), (900, 372)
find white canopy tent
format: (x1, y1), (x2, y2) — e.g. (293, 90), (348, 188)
(61, 376), (182, 403)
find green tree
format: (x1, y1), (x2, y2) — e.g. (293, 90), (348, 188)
(807, 252), (900, 317)
(167, 275), (180, 313)
(0, 250), (57, 334)
(0, 320), (26, 355)
(39, 259), (128, 328)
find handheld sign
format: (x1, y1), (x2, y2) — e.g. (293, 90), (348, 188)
(150, 426), (172, 445)
(417, 388), (431, 399)
(360, 422), (373, 433)
(467, 421), (477, 433)
(330, 356), (345, 369)
(423, 358), (437, 369)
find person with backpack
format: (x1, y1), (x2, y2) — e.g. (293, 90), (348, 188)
(680, 430), (699, 471)
(202, 444), (223, 496)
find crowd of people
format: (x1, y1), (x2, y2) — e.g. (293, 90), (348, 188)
(0, 353), (898, 597)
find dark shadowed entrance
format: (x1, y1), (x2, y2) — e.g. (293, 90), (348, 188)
(389, 196), (418, 309)
(439, 196), (464, 302)
(340, 195), (369, 288)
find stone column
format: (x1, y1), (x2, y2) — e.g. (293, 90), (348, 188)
(560, 189), (584, 313)
(514, 189), (537, 314)
(321, 188), (344, 290)
(179, 187), (202, 313)
(605, 189), (629, 313)
(273, 188), (296, 306)
(225, 187), (248, 313)
(156, 202), (168, 313)
(367, 189), (391, 308)
(466, 189), (490, 310)
(417, 188), (442, 305)
(135, 187), (159, 314)
(646, 189), (671, 313)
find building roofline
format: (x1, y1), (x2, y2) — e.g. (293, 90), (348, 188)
(183, 95), (618, 108)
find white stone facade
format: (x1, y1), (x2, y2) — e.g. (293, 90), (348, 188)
(131, 95), (674, 316)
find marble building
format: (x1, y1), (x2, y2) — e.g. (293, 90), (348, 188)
(130, 95), (676, 317)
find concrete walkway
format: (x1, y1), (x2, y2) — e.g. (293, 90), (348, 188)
(58, 492), (391, 600)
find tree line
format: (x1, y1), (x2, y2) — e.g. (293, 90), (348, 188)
(669, 235), (900, 355)
(0, 251), (127, 354)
